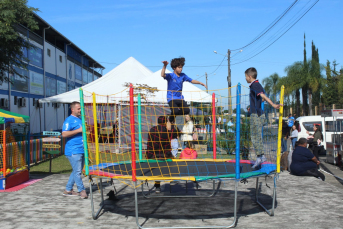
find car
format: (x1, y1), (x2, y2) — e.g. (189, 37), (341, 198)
(296, 115), (343, 150)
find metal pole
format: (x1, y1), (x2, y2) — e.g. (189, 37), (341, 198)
(130, 85), (137, 182)
(92, 93), (100, 166)
(227, 49), (232, 115)
(235, 83), (241, 179)
(138, 94), (143, 160)
(79, 88), (89, 175)
(212, 93), (216, 159)
(205, 72), (208, 94)
(277, 86), (285, 173)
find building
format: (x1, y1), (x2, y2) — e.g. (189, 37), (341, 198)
(0, 13), (104, 134)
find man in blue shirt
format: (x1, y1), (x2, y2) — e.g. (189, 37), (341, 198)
(245, 67), (281, 169)
(161, 57), (207, 118)
(226, 118), (235, 137)
(62, 101), (87, 199)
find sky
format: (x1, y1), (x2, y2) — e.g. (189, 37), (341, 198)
(28, 0), (343, 99)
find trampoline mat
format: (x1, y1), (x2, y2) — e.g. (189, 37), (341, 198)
(97, 161), (274, 178)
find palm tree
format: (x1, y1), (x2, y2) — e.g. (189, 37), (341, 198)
(284, 61), (304, 117)
(262, 73), (280, 102)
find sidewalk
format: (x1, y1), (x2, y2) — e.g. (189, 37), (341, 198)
(0, 169), (343, 228)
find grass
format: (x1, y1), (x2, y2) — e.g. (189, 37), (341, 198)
(30, 156), (72, 174)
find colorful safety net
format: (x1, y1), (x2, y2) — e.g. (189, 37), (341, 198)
(80, 84), (284, 188)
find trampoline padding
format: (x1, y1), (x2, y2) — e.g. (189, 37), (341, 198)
(93, 161), (276, 179)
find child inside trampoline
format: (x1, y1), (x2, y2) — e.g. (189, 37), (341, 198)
(179, 141), (198, 159)
(161, 57), (207, 119)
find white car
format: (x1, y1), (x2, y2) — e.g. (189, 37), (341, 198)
(296, 115), (343, 149)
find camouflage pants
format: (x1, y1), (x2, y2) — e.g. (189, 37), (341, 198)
(250, 113), (266, 156)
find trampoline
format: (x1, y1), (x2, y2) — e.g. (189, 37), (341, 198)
(88, 160), (276, 181)
(80, 83), (285, 228)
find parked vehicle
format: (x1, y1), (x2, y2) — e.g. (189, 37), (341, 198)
(296, 115), (343, 150)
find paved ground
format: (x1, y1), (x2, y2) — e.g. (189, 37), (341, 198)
(1, 158), (343, 229)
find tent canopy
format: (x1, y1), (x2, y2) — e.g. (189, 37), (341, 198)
(0, 109), (30, 124)
(40, 57), (152, 103)
(40, 57), (212, 104)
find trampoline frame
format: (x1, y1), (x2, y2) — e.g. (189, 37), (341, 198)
(88, 173), (277, 228)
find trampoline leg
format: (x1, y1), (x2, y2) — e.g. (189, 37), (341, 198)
(255, 175), (277, 216)
(90, 177), (105, 220)
(134, 180), (238, 229)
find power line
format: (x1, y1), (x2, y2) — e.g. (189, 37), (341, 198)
(231, 0), (319, 66)
(231, 0), (313, 63)
(231, 0), (299, 52)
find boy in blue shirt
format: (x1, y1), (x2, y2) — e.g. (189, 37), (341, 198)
(62, 101), (87, 199)
(245, 67), (281, 169)
(161, 57), (207, 118)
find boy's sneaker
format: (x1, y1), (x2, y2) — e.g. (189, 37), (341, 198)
(252, 155), (266, 170)
(79, 190), (88, 199)
(154, 183), (161, 194)
(63, 189), (80, 197)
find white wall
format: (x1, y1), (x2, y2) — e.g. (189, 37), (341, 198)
(44, 41), (56, 75)
(56, 48), (66, 78)
(29, 99), (44, 134)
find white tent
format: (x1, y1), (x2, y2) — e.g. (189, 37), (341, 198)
(40, 57), (152, 103)
(40, 57), (212, 104)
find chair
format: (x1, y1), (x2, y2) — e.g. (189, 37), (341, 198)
(42, 131), (61, 173)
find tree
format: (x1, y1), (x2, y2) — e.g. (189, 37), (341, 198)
(323, 60), (340, 106)
(0, 0), (39, 82)
(283, 62), (304, 117)
(262, 73), (280, 101)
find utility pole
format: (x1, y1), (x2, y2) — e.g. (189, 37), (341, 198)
(205, 72), (208, 94)
(227, 49), (232, 114)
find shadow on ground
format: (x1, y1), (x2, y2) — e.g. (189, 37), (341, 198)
(88, 180), (277, 221)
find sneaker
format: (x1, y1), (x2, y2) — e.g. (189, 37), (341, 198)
(79, 190), (88, 199)
(63, 189), (80, 197)
(252, 155), (267, 170)
(154, 183), (161, 194)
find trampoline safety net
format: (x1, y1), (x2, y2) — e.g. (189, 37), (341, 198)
(80, 84), (284, 187)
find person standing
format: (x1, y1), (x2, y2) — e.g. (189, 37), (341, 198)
(226, 118), (235, 138)
(287, 114), (295, 135)
(181, 115), (194, 149)
(62, 101), (87, 199)
(306, 124), (323, 161)
(289, 124), (298, 149)
(245, 67), (281, 169)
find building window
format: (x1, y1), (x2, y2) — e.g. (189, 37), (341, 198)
(59, 55), (63, 63)
(47, 49), (51, 57)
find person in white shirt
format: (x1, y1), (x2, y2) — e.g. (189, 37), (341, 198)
(288, 124), (298, 149)
(181, 115), (194, 149)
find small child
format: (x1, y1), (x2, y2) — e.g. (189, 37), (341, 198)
(245, 67), (281, 169)
(161, 57), (207, 118)
(169, 116), (181, 158)
(179, 141), (198, 159)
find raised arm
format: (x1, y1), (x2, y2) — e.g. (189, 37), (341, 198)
(260, 93), (282, 109)
(191, 79), (207, 89)
(161, 61), (169, 78)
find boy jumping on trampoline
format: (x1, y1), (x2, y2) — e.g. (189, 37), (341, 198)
(161, 57), (207, 118)
(245, 67), (281, 169)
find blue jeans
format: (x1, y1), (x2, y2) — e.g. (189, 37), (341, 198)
(66, 154), (85, 192)
(291, 138), (297, 149)
(281, 138), (287, 153)
(206, 124), (211, 133)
